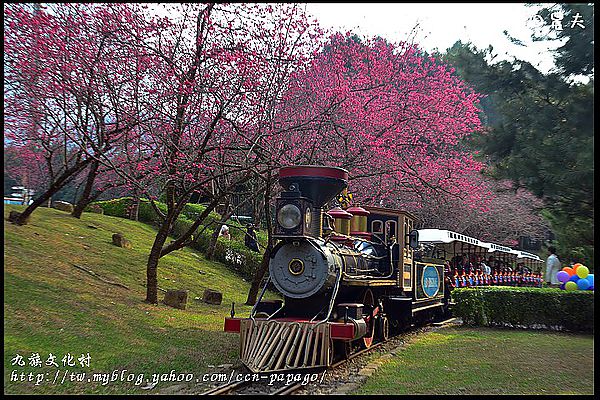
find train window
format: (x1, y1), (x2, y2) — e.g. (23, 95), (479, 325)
(371, 220), (383, 234)
(385, 220), (397, 244)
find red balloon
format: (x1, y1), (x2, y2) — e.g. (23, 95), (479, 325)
(563, 267), (575, 276)
(573, 264), (581, 273)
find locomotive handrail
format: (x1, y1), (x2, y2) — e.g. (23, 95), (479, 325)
(310, 266), (342, 325)
(250, 275), (272, 321)
(266, 303), (285, 320)
(298, 266), (342, 368)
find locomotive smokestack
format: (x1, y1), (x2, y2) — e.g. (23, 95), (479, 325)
(278, 166), (349, 237)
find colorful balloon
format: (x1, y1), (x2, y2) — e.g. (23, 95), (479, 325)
(576, 266), (589, 279)
(577, 279), (590, 290)
(573, 263), (581, 273)
(559, 282), (566, 290)
(565, 281), (578, 291)
(586, 274), (594, 287)
(556, 271), (570, 283)
(568, 274), (580, 283)
(562, 267), (575, 276)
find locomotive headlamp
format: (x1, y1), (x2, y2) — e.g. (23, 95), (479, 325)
(277, 204), (302, 229)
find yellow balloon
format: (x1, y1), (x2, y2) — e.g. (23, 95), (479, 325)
(576, 266), (589, 279)
(565, 281), (578, 291)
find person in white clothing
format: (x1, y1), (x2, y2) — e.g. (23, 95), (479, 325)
(218, 224), (231, 241)
(545, 246), (562, 285)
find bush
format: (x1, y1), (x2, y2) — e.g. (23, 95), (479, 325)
(452, 286), (594, 332)
(91, 198), (220, 226)
(172, 218), (261, 281)
(89, 197), (131, 217)
(210, 238), (262, 281)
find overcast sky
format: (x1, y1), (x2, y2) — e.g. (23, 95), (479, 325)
(304, 3), (568, 73)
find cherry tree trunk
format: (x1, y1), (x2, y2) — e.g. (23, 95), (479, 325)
(12, 160), (91, 225)
(72, 160), (100, 219)
(129, 195), (140, 221)
(245, 245), (272, 306)
(145, 225), (170, 304)
(206, 199), (232, 260)
(246, 174), (273, 306)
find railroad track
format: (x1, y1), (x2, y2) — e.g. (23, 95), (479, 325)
(330, 341), (384, 369)
(201, 380), (250, 395)
(199, 341), (386, 396)
(200, 377), (309, 396)
(201, 317), (459, 395)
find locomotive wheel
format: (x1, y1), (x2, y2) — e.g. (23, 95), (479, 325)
(376, 315), (390, 341)
(362, 289), (375, 349)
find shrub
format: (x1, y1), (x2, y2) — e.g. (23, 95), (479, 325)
(89, 197), (131, 217)
(452, 286), (594, 332)
(137, 200), (167, 225)
(91, 198), (219, 226)
(210, 238), (262, 281)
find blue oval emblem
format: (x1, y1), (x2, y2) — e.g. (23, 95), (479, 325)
(422, 266), (440, 297)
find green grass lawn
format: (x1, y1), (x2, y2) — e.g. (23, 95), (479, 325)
(354, 326), (594, 395)
(4, 205), (277, 394)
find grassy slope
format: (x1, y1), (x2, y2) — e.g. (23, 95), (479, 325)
(355, 326), (594, 395)
(4, 205), (275, 394)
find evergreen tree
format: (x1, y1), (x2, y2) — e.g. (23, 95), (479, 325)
(441, 38), (593, 266)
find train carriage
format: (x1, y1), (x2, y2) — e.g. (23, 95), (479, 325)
(516, 250), (544, 271)
(417, 228), (488, 264)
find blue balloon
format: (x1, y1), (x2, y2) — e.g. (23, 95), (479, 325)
(569, 275), (580, 282)
(577, 279), (590, 290)
(586, 274), (594, 287)
(559, 282), (566, 290)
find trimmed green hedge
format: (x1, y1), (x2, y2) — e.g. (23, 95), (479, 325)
(452, 286), (594, 332)
(88, 197), (262, 281)
(89, 197), (220, 225)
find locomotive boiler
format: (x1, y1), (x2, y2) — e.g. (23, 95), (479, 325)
(224, 165), (448, 372)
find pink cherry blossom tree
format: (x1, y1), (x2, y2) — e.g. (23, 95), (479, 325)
(409, 177), (549, 246)
(73, 3), (322, 304)
(269, 33), (486, 205)
(5, 3), (145, 224)
(4, 143), (49, 202)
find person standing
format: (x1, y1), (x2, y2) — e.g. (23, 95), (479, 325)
(545, 246), (561, 285)
(480, 257), (491, 276)
(245, 224), (259, 252)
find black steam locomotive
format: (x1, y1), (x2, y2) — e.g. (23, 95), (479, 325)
(224, 165), (448, 372)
